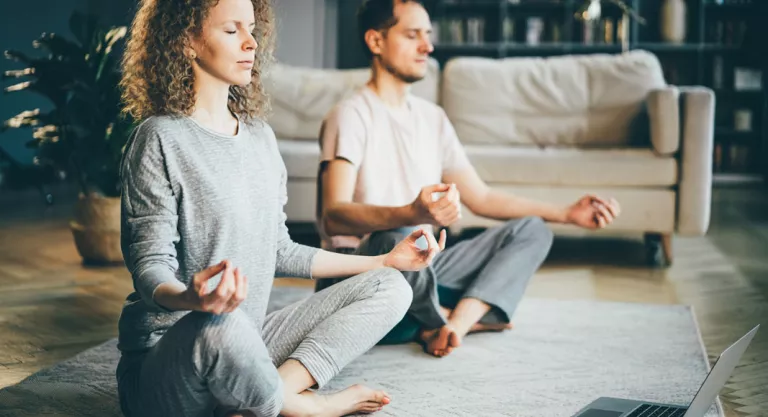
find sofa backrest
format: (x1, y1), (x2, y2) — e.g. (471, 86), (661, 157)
(441, 50), (666, 147)
(264, 59), (440, 140)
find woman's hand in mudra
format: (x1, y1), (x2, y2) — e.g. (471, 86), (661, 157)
(183, 260), (247, 314)
(383, 228), (446, 271)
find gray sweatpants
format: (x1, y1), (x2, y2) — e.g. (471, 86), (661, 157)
(116, 268), (412, 417)
(317, 217), (553, 331)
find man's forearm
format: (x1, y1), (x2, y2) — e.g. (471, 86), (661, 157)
(475, 190), (569, 223)
(323, 202), (416, 236)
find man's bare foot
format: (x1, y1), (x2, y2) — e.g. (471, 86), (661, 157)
(440, 307), (514, 334)
(419, 325), (461, 357)
(291, 384), (390, 417)
(468, 322), (514, 334)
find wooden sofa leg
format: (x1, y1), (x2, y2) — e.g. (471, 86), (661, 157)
(644, 232), (673, 268)
(661, 233), (673, 266)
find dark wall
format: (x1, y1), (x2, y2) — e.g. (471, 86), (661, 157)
(88, 0), (136, 28)
(336, 0), (368, 69)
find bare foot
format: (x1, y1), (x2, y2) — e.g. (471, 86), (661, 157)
(468, 322), (514, 334)
(419, 325), (461, 357)
(293, 384), (390, 417)
(440, 307), (514, 335)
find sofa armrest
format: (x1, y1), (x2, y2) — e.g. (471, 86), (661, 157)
(646, 86), (681, 155)
(677, 86), (715, 236)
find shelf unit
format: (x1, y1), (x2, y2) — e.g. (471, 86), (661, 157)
(423, 0), (766, 181)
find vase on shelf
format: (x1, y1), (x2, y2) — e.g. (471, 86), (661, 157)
(660, 0), (687, 43)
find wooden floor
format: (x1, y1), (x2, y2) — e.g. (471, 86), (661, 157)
(1, 184), (767, 416)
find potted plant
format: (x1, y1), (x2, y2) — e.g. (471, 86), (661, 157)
(2, 11), (132, 264)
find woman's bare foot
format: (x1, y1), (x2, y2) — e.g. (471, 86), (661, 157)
(468, 322), (514, 334)
(288, 384), (390, 417)
(419, 325), (461, 357)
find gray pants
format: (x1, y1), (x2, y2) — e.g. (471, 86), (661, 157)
(317, 217), (553, 332)
(116, 268), (412, 417)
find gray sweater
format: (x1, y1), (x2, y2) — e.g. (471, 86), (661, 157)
(117, 115), (319, 353)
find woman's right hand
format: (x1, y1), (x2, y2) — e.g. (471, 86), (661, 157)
(183, 260), (248, 314)
(382, 228), (446, 272)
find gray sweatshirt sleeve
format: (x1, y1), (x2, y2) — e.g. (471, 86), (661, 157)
(266, 125), (320, 278)
(120, 125), (184, 310)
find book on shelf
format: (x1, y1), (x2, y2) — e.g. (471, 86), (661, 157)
(441, 0), (566, 4)
(506, 0), (566, 3)
(729, 144), (753, 173)
(714, 142), (723, 172)
(710, 19), (748, 45)
(710, 0), (755, 4)
(434, 17), (486, 45)
(714, 142), (755, 173)
(503, 17), (515, 42)
(581, 18), (617, 45)
(466, 17), (485, 45)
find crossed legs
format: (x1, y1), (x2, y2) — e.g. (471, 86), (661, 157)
(355, 217), (553, 357)
(117, 268), (412, 417)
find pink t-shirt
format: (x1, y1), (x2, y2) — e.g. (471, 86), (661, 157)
(319, 86), (471, 249)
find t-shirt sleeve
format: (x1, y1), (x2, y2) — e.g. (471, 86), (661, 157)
(439, 109), (472, 174)
(319, 104), (367, 167)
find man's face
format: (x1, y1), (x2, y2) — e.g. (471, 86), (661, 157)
(372, 2), (434, 83)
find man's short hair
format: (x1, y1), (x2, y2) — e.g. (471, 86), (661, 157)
(357, 0), (425, 60)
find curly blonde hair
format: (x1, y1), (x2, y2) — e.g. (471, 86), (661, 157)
(120, 0), (275, 121)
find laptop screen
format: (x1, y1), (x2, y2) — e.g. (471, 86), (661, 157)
(683, 325), (759, 417)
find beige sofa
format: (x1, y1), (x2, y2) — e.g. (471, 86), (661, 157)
(263, 50), (715, 265)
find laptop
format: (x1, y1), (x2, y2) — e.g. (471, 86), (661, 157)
(571, 324), (760, 417)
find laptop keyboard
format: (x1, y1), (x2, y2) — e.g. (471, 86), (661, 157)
(626, 404), (687, 417)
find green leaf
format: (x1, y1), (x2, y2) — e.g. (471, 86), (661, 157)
(3, 50), (32, 65)
(2, 109), (42, 132)
(95, 27), (126, 81)
(7, 10), (130, 196)
(34, 33), (86, 61)
(2, 68), (35, 80)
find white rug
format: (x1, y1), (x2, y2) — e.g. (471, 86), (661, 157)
(0, 288), (721, 417)
(318, 297), (721, 417)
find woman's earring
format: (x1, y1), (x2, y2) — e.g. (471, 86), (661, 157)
(190, 51), (197, 59)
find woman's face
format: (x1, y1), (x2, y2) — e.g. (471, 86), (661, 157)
(189, 0), (257, 87)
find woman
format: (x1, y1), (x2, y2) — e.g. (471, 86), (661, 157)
(116, 0), (446, 416)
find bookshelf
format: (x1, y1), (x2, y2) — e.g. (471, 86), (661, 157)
(422, 0), (766, 182)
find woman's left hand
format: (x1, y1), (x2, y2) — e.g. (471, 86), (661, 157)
(383, 228), (447, 271)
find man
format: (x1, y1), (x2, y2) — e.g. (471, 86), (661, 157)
(317, 0), (621, 357)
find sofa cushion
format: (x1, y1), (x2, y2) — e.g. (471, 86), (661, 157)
(441, 50), (667, 148)
(464, 145), (678, 187)
(277, 138), (678, 188)
(277, 139), (321, 179)
(264, 59), (440, 141)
